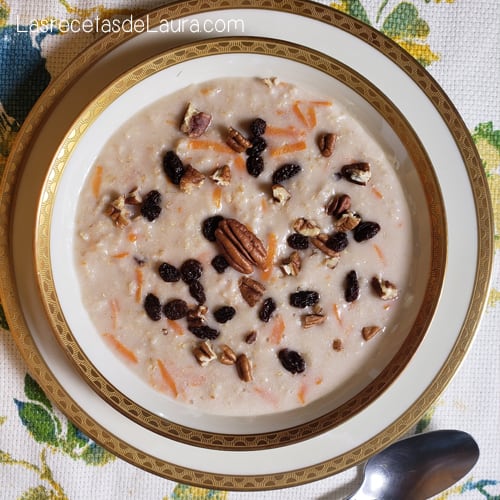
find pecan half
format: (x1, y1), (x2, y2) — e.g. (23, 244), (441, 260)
(236, 353), (253, 382)
(215, 218), (267, 274)
(193, 340), (217, 366)
(301, 313), (326, 329)
(326, 193), (351, 217)
(219, 344), (237, 365)
(332, 338), (343, 351)
(318, 133), (337, 157)
(226, 127), (252, 153)
(239, 276), (266, 307)
(180, 102), (212, 137)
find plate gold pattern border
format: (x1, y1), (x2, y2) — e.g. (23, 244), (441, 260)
(0, 0), (493, 489)
(35, 37), (446, 450)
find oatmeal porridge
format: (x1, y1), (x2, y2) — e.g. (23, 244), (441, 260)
(74, 76), (412, 416)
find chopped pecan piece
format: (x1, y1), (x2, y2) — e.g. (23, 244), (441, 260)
(244, 330), (257, 344)
(326, 193), (351, 217)
(215, 218), (267, 274)
(301, 313), (326, 329)
(210, 165), (231, 186)
(124, 187), (142, 205)
(226, 127), (252, 153)
(311, 233), (341, 258)
(193, 340), (217, 366)
(180, 102), (212, 137)
(272, 184), (291, 205)
(179, 165), (205, 193)
(239, 276), (266, 307)
(332, 338), (343, 351)
(219, 344), (237, 365)
(341, 162), (371, 185)
(371, 277), (399, 300)
(335, 210), (361, 232)
(236, 353), (253, 382)
(318, 133), (337, 157)
(280, 251), (301, 277)
(105, 195), (129, 229)
(362, 325), (382, 341)
(186, 305), (208, 328)
(293, 218), (321, 237)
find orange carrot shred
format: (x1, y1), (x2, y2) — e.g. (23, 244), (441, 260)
(269, 314), (285, 345)
(234, 155), (246, 172)
(212, 186), (222, 209)
(261, 232), (278, 281)
(310, 100), (333, 106)
(266, 125), (303, 137)
(373, 243), (386, 264)
(371, 186), (384, 199)
(261, 197), (268, 213)
(103, 333), (138, 364)
(91, 165), (103, 198)
(112, 251), (129, 259)
(292, 101), (309, 128)
(307, 105), (317, 128)
(188, 139), (234, 154)
(332, 303), (342, 326)
(167, 319), (184, 336)
(297, 383), (307, 404)
(134, 268), (143, 303)
(110, 299), (119, 330)
(157, 359), (178, 397)
(270, 140), (307, 157)
(127, 232), (137, 243)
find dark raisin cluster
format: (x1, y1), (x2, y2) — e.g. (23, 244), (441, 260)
(211, 254), (229, 274)
(289, 290), (320, 308)
(202, 215), (224, 242)
(140, 190), (162, 221)
(163, 299), (188, 320)
(287, 233), (309, 250)
(213, 306), (236, 324)
(245, 118), (267, 178)
(272, 163), (302, 184)
(259, 297), (277, 322)
(345, 270), (359, 302)
(158, 262), (181, 282)
(163, 150), (185, 185)
(278, 348), (306, 374)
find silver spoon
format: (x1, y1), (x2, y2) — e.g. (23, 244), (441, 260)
(346, 429), (479, 500)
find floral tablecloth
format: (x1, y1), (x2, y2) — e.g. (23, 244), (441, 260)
(0, 0), (499, 499)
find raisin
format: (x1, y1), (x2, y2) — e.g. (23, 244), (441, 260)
(202, 215), (224, 242)
(345, 270), (359, 302)
(158, 262), (181, 282)
(289, 290), (320, 308)
(272, 163), (302, 184)
(163, 299), (188, 320)
(326, 232), (349, 252)
(211, 254), (229, 273)
(189, 280), (206, 304)
(278, 348), (306, 374)
(246, 155), (264, 177)
(144, 293), (162, 321)
(258, 297), (276, 322)
(180, 259), (203, 283)
(287, 233), (309, 250)
(353, 221), (380, 242)
(140, 190), (162, 221)
(250, 117), (267, 137)
(246, 136), (267, 156)
(163, 150), (185, 185)
(188, 325), (220, 340)
(213, 306), (236, 323)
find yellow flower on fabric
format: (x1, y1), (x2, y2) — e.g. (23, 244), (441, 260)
(0, 0), (9, 28)
(170, 484), (228, 500)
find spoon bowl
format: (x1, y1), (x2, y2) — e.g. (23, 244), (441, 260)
(347, 429), (479, 500)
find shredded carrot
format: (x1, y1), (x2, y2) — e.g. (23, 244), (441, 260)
(266, 125), (302, 137)
(315, 377), (323, 385)
(157, 359), (178, 397)
(297, 384), (307, 404)
(127, 232), (137, 243)
(373, 243), (386, 264)
(167, 319), (184, 336)
(269, 314), (285, 345)
(112, 251), (129, 259)
(110, 299), (119, 330)
(165, 119), (178, 127)
(270, 140), (307, 157)
(371, 186), (384, 199)
(134, 268), (143, 303)
(103, 333), (138, 364)
(261, 197), (268, 213)
(292, 101), (309, 128)
(234, 155), (246, 172)
(383, 304), (391, 311)
(310, 100), (333, 106)
(261, 232), (278, 281)
(332, 303), (343, 326)
(253, 386), (279, 406)
(91, 165), (103, 198)
(200, 87), (213, 95)
(212, 186), (222, 209)
(307, 105), (317, 128)
(188, 139), (234, 154)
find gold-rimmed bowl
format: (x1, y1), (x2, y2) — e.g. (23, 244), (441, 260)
(34, 37), (445, 450)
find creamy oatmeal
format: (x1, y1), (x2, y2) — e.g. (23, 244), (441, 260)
(75, 77), (411, 416)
